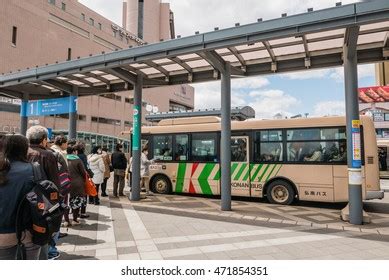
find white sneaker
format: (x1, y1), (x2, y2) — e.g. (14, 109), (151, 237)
(61, 221), (70, 228)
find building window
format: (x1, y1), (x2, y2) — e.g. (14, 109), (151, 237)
(81, 13), (85, 21)
(98, 23), (102, 30)
(11, 26), (17, 46)
(89, 18), (94, 26)
(67, 48), (72, 61)
(48, 0), (56, 5)
(61, 2), (66, 10)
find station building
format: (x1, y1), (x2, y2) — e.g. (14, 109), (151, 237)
(0, 0), (194, 151)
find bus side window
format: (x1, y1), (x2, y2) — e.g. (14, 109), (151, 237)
(174, 134), (189, 161)
(153, 135), (173, 161)
(191, 133), (217, 162)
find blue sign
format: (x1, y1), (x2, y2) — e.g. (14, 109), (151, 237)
(47, 128), (53, 140)
(21, 96), (77, 117)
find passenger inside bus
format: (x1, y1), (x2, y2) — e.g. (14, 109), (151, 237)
(304, 144), (323, 162)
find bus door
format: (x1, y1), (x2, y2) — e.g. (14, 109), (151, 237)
(231, 136), (250, 197)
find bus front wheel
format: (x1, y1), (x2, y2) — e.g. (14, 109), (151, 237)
(151, 175), (172, 194)
(266, 180), (295, 205)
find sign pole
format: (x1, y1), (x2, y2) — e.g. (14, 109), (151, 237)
(221, 62), (232, 211)
(68, 86), (78, 140)
(130, 75), (143, 201)
(342, 27), (364, 225)
(20, 93), (29, 136)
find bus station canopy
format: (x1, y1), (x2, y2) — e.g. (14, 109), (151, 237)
(1, 1), (389, 99)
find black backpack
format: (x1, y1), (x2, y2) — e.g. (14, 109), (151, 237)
(16, 163), (65, 251)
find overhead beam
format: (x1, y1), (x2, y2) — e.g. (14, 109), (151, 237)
(67, 75), (95, 87)
(263, 41), (276, 62)
(198, 51), (245, 76)
(107, 67), (168, 86)
(228, 47), (246, 68)
(83, 72), (111, 85)
(43, 79), (73, 93)
(144, 61), (170, 78)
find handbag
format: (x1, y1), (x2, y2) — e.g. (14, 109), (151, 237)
(109, 165), (114, 172)
(85, 174), (97, 196)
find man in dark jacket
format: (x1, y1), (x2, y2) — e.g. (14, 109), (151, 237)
(26, 125), (60, 260)
(27, 126), (60, 187)
(111, 143), (127, 197)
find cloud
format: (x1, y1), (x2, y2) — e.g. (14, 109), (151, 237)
(281, 64), (375, 82)
(232, 77), (269, 90)
(312, 101), (345, 117)
(248, 90), (300, 119)
(329, 64), (376, 82)
(280, 69), (332, 80)
(194, 77), (269, 109)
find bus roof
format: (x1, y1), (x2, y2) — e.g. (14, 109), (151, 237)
(121, 115), (373, 135)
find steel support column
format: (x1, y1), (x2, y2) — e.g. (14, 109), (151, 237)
(343, 28), (363, 225)
(20, 93), (29, 136)
(221, 62), (232, 211)
(130, 75), (143, 201)
(68, 86), (78, 140)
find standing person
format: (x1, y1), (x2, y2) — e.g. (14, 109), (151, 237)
(101, 147), (111, 197)
(0, 135), (41, 260)
(111, 143), (127, 197)
(26, 126), (60, 260)
(66, 146), (87, 226)
(87, 146), (105, 205)
(141, 146), (154, 195)
(74, 143), (90, 218)
(47, 135), (69, 259)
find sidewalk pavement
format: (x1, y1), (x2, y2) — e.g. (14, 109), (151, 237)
(57, 183), (389, 260)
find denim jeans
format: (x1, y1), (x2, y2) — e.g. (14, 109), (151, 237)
(47, 231), (60, 258)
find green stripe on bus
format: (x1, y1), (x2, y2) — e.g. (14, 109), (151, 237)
(198, 163), (215, 195)
(231, 163), (239, 175)
(242, 164), (253, 181)
(258, 164), (271, 182)
(274, 164), (283, 176)
(175, 163), (187, 193)
(234, 163), (247, 181)
(265, 164), (278, 182)
(251, 164), (263, 182)
(213, 167), (221, 180)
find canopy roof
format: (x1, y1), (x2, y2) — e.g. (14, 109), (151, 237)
(1, 1), (389, 100)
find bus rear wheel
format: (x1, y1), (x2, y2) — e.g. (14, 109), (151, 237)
(151, 175), (172, 194)
(266, 180), (295, 205)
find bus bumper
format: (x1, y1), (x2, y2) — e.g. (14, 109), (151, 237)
(366, 190), (385, 200)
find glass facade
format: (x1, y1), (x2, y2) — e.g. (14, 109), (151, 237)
(52, 131), (130, 154)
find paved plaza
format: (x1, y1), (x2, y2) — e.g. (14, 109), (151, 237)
(57, 181), (389, 260)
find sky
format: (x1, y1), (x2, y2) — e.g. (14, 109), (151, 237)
(78, 0), (375, 119)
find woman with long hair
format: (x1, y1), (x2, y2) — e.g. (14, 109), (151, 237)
(0, 135), (41, 259)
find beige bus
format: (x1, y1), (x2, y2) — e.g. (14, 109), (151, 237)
(128, 115), (384, 205)
(377, 139), (389, 178)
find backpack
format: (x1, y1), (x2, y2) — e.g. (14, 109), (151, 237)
(52, 150), (71, 196)
(16, 163), (65, 248)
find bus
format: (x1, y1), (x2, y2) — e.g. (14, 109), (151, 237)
(129, 115), (384, 205)
(377, 139), (389, 179)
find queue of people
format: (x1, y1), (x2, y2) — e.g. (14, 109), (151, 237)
(0, 126), (154, 260)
